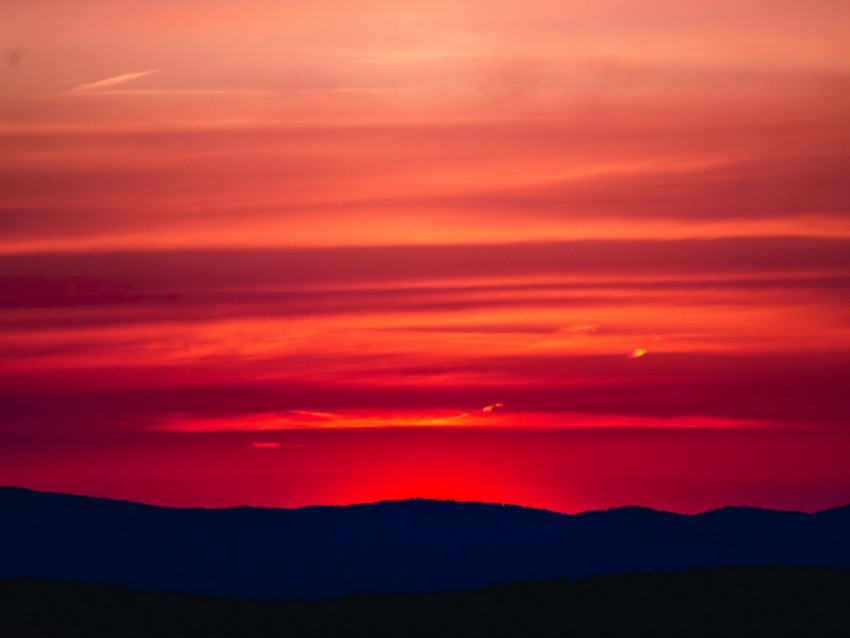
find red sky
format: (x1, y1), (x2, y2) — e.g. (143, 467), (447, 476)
(2, 0), (849, 513)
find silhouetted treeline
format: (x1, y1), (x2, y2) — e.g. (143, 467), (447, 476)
(2, 566), (849, 637)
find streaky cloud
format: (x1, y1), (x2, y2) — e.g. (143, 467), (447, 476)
(65, 69), (162, 95)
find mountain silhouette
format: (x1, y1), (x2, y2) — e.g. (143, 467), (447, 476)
(2, 487), (849, 600)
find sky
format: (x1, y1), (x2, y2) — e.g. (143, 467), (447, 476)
(2, 0), (849, 513)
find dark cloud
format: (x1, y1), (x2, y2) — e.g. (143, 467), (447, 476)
(3, 236), (849, 287)
(394, 153), (850, 221)
(2, 352), (848, 436)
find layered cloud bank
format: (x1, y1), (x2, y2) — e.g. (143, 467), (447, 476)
(2, 0), (849, 512)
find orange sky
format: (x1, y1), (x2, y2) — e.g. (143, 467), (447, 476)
(2, 0), (850, 512)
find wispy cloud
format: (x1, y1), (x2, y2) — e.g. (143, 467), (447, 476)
(65, 69), (161, 95)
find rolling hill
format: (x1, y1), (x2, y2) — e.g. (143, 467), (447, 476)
(1, 487), (849, 600)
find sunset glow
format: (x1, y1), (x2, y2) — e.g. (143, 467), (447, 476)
(2, 0), (849, 513)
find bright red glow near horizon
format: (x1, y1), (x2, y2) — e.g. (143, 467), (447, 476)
(2, 0), (850, 513)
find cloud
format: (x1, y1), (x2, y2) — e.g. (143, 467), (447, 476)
(65, 69), (161, 95)
(4, 237), (849, 286)
(3, 351), (850, 440)
(482, 402), (504, 413)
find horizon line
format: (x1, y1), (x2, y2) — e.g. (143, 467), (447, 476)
(3, 485), (846, 517)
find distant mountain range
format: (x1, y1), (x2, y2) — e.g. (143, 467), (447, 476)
(2, 487), (849, 600)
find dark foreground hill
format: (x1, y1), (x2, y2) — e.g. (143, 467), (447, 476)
(2, 567), (849, 638)
(1, 487), (850, 599)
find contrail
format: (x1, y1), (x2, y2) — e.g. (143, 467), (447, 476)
(66, 69), (161, 94)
